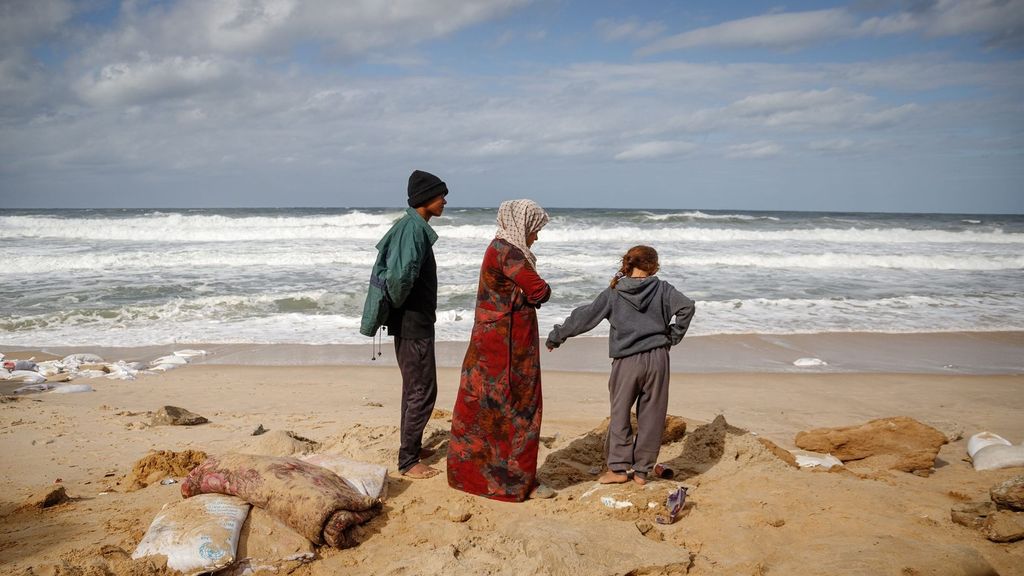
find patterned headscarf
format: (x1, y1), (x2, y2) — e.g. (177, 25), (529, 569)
(495, 199), (549, 266)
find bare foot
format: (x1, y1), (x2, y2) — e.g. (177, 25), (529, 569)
(633, 474), (648, 486)
(598, 470), (629, 484)
(401, 462), (440, 479)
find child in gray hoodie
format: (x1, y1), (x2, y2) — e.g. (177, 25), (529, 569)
(546, 245), (695, 485)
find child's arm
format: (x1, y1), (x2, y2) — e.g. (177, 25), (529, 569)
(546, 290), (612, 350)
(668, 287), (696, 345)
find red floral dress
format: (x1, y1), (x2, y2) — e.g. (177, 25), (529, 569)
(447, 239), (551, 501)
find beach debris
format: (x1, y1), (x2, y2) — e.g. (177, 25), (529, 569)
(133, 494), (250, 574)
(966, 431), (1024, 471)
(3, 359), (37, 371)
(125, 449), (209, 491)
(252, 423), (268, 436)
(793, 357), (827, 367)
(63, 353), (105, 366)
(793, 451), (844, 469)
(51, 383), (94, 394)
(181, 453), (383, 548)
(13, 383), (56, 394)
(756, 438), (799, 468)
(160, 478), (178, 485)
(653, 463), (676, 479)
(794, 416), (947, 476)
(7, 370), (46, 385)
(655, 486), (688, 525)
(152, 405), (209, 426)
(991, 476), (1024, 511)
(148, 349), (208, 373)
(601, 495), (634, 509)
(24, 485), (70, 510)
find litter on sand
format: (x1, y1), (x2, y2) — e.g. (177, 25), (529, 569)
(655, 486), (688, 525)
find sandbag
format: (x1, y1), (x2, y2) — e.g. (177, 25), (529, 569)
(132, 493), (250, 575)
(972, 444), (1024, 472)
(301, 453), (389, 499)
(181, 453), (382, 548)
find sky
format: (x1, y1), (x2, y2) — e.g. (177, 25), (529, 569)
(0, 0), (1022, 213)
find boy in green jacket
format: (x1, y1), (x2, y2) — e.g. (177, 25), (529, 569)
(361, 170), (448, 479)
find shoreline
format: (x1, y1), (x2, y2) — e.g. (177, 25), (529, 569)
(4, 330), (1023, 375)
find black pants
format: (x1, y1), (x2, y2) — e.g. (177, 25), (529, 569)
(394, 336), (438, 473)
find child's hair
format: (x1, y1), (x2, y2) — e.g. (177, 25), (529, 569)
(610, 245), (659, 288)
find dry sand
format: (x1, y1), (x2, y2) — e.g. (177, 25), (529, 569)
(1, 335), (1023, 575)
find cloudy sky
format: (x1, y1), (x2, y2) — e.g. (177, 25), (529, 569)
(1, 0), (1022, 212)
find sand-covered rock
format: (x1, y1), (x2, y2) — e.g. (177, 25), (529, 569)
(991, 475), (1024, 511)
(151, 405), (208, 426)
(981, 510), (1024, 543)
(24, 485), (69, 509)
(794, 416), (947, 475)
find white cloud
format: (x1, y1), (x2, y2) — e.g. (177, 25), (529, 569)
(74, 53), (240, 107)
(638, 1), (1024, 54)
(639, 9), (855, 54)
(0, 0), (73, 48)
(614, 141), (697, 161)
(726, 141), (783, 159)
(596, 18), (666, 42)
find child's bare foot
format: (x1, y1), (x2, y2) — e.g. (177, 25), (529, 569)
(401, 462), (439, 479)
(633, 474), (649, 486)
(598, 470), (629, 484)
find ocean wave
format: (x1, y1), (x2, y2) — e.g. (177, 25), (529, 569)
(533, 226), (1023, 245)
(639, 211), (780, 222)
(3, 294), (1021, 347)
(3, 213), (1022, 245)
(0, 211), (403, 242)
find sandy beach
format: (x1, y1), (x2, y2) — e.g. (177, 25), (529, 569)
(2, 332), (1023, 575)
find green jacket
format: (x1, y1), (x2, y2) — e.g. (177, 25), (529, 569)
(359, 208), (438, 337)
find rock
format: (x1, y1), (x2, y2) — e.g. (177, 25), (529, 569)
(794, 416), (947, 475)
(991, 475), (1024, 511)
(757, 437), (799, 468)
(252, 423), (267, 436)
(151, 405), (208, 426)
(26, 485), (69, 509)
(981, 510), (1024, 543)
(951, 501), (996, 529)
(926, 419), (964, 443)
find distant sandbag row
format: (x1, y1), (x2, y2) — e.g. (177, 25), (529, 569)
(0, 349), (206, 394)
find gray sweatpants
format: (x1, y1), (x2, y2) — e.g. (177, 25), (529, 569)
(394, 336), (438, 473)
(606, 346), (670, 477)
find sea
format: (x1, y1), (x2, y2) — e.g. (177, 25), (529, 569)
(1, 208), (1022, 348)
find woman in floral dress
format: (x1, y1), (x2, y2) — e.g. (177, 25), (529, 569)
(447, 199), (554, 501)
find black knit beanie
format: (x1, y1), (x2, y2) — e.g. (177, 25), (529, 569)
(407, 170), (448, 207)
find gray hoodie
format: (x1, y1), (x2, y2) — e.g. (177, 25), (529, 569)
(546, 276), (696, 358)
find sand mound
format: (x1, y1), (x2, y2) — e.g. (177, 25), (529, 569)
(239, 429), (321, 456)
(124, 449), (208, 491)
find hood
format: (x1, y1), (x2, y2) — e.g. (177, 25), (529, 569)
(614, 276), (659, 311)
